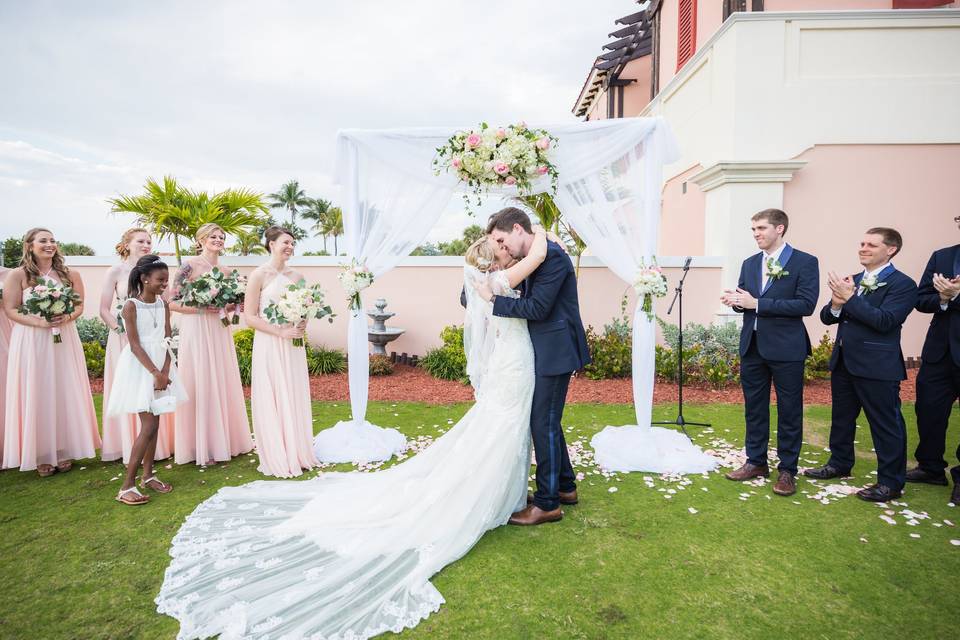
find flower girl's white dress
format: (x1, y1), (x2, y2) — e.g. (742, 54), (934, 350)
(106, 298), (188, 416)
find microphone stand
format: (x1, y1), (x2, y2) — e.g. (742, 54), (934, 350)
(651, 257), (711, 436)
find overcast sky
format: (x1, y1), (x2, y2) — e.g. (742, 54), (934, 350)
(0, 0), (634, 254)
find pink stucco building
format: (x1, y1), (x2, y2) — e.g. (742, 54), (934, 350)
(574, 0), (960, 357)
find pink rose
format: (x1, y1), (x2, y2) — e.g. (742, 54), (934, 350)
(536, 137), (551, 150)
(517, 121), (527, 130)
(451, 157), (462, 169)
(493, 162), (510, 176)
(34, 285), (47, 294)
(496, 128), (507, 139)
(209, 287), (220, 297)
(537, 165), (549, 175)
(504, 176), (517, 186)
(51, 290), (61, 299)
(466, 133), (482, 148)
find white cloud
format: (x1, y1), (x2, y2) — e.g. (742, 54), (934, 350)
(0, 0), (633, 252)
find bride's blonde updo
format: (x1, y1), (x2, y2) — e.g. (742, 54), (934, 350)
(465, 237), (495, 273)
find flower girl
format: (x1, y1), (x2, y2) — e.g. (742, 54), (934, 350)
(107, 255), (187, 505)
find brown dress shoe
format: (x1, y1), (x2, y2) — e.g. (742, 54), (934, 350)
(508, 505), (563, 526)
(772, 471), (796, 496)
(725, 463), (770, 481)
(527, 490), (578, 506)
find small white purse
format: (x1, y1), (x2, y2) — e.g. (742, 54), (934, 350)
(150, 390), (178, 415)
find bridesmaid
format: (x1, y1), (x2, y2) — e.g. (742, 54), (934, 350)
(169, 223), (253, 465)
(2, 228), (101, 475)
(99, 228), (175, 463)
(0, 264), (11, 463)
(243, 226), (319, 477)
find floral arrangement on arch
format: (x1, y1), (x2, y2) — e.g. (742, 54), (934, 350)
(433, 121), (558, 211)
(338, 260), (375, 313)
(633, 259), (668, 322)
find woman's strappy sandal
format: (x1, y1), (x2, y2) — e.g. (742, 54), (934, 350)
(56, 460), (73, 473)
(116, 486), (150, 505)
(37, 464), (56, 477)
(140, 475), (173, 494)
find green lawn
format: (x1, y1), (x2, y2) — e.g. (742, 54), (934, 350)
(1, 400), (958, 640)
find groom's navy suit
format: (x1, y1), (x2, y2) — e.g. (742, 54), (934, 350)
(492, 241), (590, 511)
(733, 244), (819, 475)
(913, 245), (960, 483)
(820, 264), (917, 491)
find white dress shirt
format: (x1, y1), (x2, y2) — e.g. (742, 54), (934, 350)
(754, 242), (788, 329)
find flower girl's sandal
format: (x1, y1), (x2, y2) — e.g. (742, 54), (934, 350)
(37, 464), (56, 478)
(141, 475), (173, 494)
(116, 487), (149, 506)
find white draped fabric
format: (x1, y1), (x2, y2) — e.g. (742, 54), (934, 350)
(316, 117), (714, 473)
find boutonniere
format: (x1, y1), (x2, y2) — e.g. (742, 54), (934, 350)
(766, 257), (788, 280)
(859, 274), (887, 295)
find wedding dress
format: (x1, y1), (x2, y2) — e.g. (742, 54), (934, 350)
(156, 268), (534, 640)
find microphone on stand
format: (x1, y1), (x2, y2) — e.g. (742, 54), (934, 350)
(682, 256), (692, 271)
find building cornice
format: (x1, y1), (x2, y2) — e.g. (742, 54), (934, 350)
(689, 161), (807, 192)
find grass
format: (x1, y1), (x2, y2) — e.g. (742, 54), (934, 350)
(1, 400), (958, 639)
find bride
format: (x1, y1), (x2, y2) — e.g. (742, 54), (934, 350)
(156, 230), (550, 639)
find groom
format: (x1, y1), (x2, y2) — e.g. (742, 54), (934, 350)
(479, 207), (591, 526)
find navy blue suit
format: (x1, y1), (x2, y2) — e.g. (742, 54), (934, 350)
(821, 265), (918, 490)
(733, 245), (818, 474)
(492, 241), (590, 511)
(914, 245), (960, 483)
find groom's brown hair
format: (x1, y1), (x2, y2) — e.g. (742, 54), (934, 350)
(486, 207), (532, 234)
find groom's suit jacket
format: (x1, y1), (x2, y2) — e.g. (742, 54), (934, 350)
(820, 265), (917, 381)
(492, 241), (590, 376)
(916, 244), (960, 366)
(733, 245), (819, 361)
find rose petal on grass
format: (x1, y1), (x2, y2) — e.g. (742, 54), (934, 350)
(688, 507), (698, 514)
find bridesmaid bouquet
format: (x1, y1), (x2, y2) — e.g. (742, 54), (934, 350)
(633, 260), (668, 322)
(263, 280), (335, 347)
(177, 267), (246, 326)
(338, 260), (374, 312)
(19, 277), (82, 343)
(114, 298), (127, 334)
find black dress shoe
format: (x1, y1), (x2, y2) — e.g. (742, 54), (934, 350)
(802, 465), (851, 480)
(951, 482), (960, 506)
(857, 484), (902, 502)
(905, 467), (949, 486)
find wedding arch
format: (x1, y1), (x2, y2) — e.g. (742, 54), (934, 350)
(314, 117), (709, 473)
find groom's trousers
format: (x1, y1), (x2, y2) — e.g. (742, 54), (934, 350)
(531, 372), (577, 511)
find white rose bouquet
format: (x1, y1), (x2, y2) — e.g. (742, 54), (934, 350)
(176, 267), (246, 326)
(19, 277), (82, 343)
(633, 260), (668, 322)
(263, 280), (335, 347)
(433, 121), (558, 212)
(338, 260), (374, 312)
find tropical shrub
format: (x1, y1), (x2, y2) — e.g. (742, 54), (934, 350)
(583, 325), (633, 380)
(805, 331), (834, 381)
(307, 345), (347, 374)
(233, 328), (255, 385)
(369, 354), (394, 376)
(420, 325), (468, 383)
(657, 319), (741, 387)
(76, 317), (110, 348)
(82, 341), (105, 378)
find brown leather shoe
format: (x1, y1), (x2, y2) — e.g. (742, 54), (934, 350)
(508, 505), (563, 526)
(527, 490), (578, 506)
(725, 463), (770, 481)
(772, 471), (796, 496)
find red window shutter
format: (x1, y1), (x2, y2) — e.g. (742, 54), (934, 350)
(893, 0), (953, 7)
(677, 0), (698, 71)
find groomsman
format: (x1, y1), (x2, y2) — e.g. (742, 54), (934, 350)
(721, 209), (819, 497)
(805, 228), (918, 502)
(908, 221), (960, 506)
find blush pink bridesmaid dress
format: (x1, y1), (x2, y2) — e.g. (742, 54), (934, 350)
(250, 269), (318, 477)
(173, 308), (253, 465)
(2, 279), (101, 471)
(0, 284), (12, 462)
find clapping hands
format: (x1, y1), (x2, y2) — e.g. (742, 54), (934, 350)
(827, 271), (855, 307)
(932, 273), (960, 303)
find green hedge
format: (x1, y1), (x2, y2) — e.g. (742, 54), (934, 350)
(420, 325), (468, 383)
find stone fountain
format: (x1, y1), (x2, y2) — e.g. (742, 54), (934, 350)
(367, 298), (404, 355)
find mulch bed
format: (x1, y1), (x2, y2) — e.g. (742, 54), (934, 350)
(91, 367), (918, 406)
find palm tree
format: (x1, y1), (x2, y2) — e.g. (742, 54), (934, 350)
(513, 193), (587, 276)
(268, 180), (310, 225)
(230, 229), (267, 256)
(108, 176), (269, 264)
(321, 206), (344, 255)
(301, 197), (332, 251)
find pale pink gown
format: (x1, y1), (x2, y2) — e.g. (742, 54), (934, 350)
(250, 269), (319, 477)
(2, 281), (101, 471)
(173, 307), (253, 465)
(0, 286), (12, 462)
(101, 278), (175, 463)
